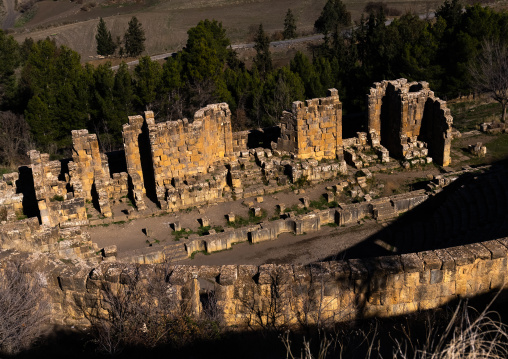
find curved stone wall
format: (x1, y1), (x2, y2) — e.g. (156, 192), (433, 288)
(1, 235), (507, 327)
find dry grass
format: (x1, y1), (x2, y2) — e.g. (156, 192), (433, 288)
(283, 296), (508, 359)
(8, 0), (444, 61)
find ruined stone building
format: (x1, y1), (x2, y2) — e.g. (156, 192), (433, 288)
(8, 78), (508, 332)
(0, 79), (452, 241)
(367, 79), (453, 166)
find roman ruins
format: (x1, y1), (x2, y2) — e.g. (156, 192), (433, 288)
(2, 79), (508, 328)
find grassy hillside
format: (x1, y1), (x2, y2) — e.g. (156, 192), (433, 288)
(6, 0), (436, 60)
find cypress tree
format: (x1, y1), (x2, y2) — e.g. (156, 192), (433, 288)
(253, 24), (272, 76)
(283, 9), (297, 39)
(314, 0), (351, 37)
(124, 16), (146, 57)
(95, 18), (116, 56)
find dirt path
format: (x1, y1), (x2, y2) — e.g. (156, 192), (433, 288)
(182, 221), (385, 266)
(1, 0), (17, 29)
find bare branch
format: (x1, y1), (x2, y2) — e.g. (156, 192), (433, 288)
(469, 40), (508, 123)
(0, 263), (50, 355)
(0, 111), (33, 168)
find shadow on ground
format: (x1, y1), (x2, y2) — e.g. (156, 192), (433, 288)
(322, 157), (508, 262)
(8, 290), (508, 359)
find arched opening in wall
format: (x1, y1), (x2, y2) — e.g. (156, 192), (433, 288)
(90, 182), (101, 213)
(247, 126), (281, 149)
(138, 120), (159, 207)
(380, 84), (403, 158)
(106, 150), (127, 176)
(409, 83), (423, 92)
(17, 166), (40, 222)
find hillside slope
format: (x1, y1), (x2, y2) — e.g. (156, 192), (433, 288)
(5, 0), (432, 60)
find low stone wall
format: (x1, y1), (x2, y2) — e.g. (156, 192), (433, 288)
(4, 235), (507, 328)
(108, 172), (129, 201)
(0, 217), (101, 261)
(29, 151), (89, 227)
(177, 189), (428, 258)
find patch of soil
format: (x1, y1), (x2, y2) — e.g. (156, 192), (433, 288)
(27, 1), (80, 28)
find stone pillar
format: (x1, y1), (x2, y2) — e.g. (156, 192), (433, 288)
(122, 116), (147, 210)
(367, 82), (385, 140)
(71, 130), (112, 217)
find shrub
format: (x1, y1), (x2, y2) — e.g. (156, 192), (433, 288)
(0, 263), (49, 355)
(85, 265), (222, 355)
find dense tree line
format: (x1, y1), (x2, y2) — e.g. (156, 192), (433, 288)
(0, 0), (507, 165)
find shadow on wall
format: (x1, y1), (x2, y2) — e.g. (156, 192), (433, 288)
(16, 166), (40, 222)
(138, 120), (159, 207)
(10, 289), (508, 359)
(322, 158), (508, 262)
(106, 150), (128, 176)
(247, 126), (281, 149)
(342, 112), (368, 139)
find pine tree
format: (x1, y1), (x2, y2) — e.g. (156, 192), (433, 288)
(96, 18), (116, 56)
(253, 24), (272, 76)
(134, 56), (162, 110)
(283, 9), (297, 39)
(124, 16), (146, 57)
(314, 0), (351, 37)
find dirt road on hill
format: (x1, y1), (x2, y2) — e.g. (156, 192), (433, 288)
(110, 34), (325, 70)
(1, 0), (17, 29)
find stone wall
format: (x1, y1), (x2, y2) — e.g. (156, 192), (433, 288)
(420, 98), (453, 167)
(277, 89), (343, 161)
(0, 173), (23, 222)
(0, 217), (103, 261)
(122, 114), (147, 210)
(232, 130), (249, 153)
(6, 235), (507, 328)
(29, 151), (88, 227)
(146, 105), (235, 207)
(367, 79), (452, 166)
(71, 130), (112, 217)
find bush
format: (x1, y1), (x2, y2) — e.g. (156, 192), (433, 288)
(86, 265), (223, 355)
(0, 263), (49, 355)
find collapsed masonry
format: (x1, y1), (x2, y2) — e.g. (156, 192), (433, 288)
(0, 80), (452, 231)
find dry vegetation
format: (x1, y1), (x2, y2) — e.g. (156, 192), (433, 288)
(4, 0), (449, 60)
(0, 262), (49, 355)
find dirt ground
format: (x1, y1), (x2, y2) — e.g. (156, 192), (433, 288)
(90, 165), (444, 265)
(183, 221), (386, 266)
